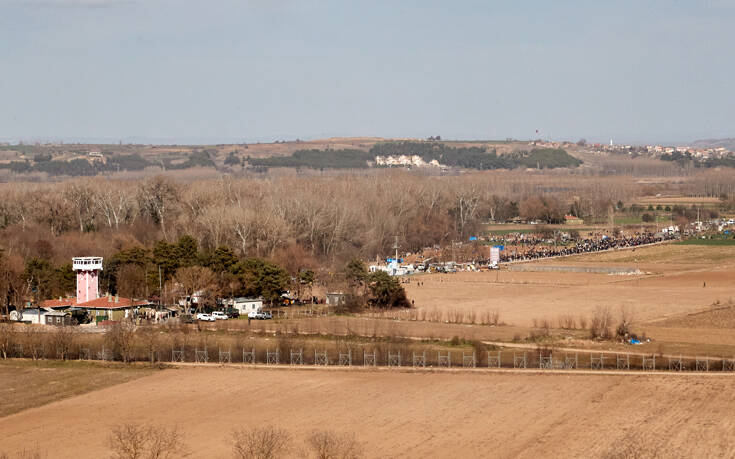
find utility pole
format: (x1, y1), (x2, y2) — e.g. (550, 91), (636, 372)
(158, 265), (163, 312)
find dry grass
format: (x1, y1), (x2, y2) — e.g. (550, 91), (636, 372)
(0, 360), (153, 418)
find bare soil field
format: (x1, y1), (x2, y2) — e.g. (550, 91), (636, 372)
(1, 366), (734, 458)
(0, 360), (152, 417)
(405, 244), (735, 329)
(635, 195), (721, 206)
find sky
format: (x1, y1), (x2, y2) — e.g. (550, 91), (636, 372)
(1, 0), (734, 145)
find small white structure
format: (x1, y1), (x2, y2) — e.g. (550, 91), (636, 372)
(15, 308), (53, 324)
(490, 246), (500, 268)
(228, 297), (263, 315)
(326, 292), (347, 306)
(369, 260), (415, 276)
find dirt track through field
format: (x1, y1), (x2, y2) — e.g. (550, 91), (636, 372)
(2, 366), (735, 458)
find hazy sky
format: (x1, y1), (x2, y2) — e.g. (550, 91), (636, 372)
(1, 0), (733, 144)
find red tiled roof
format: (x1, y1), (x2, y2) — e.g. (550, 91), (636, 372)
(76, 296), (149, 310)
(41, 298), (77, 308)
(41, 296), (149, 310)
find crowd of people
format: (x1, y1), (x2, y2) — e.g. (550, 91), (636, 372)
(497, 231), (680, 263)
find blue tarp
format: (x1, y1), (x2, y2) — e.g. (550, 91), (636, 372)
(493, 245), (505, 251)
(469, 236), (478, 241)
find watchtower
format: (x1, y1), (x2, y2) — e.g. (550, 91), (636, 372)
(72, 257), (103, 303)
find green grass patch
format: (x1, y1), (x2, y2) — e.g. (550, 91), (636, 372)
(676, 238), (735, 246)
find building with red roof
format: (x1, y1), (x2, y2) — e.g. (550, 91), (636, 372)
(37, 257), (151, 322)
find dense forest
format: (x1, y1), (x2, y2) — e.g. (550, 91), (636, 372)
(0, 150), (216, 176)
(247, 149), (373, 169)
(249, 142), (582, 170)
(370, 142), (582, 170)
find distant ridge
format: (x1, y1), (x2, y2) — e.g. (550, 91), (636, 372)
(691, 138), (735, 150)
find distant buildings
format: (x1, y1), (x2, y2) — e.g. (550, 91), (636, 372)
(374, 155), (443, 168)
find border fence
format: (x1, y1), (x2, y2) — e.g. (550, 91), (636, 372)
(8, 343), (735, 374)
(3, 326), (735, 374)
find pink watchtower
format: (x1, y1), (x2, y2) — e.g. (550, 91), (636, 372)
(73, 257), (103, 304)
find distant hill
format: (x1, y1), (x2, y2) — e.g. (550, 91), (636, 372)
(249, 141), (582, 171)
(691, 138), (735, 150)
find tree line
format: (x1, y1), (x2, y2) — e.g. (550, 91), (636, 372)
(246, 142), (582, 171)
(0, 150), (217, 176)
(0, 168), (733, 309)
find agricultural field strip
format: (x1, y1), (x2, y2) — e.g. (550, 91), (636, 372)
(641, 303), (735, 326)
(168, 362), (734, 377)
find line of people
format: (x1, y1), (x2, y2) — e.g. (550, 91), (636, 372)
(497, 232), (679, 263)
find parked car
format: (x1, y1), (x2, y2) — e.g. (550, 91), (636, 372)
(224, 307), (240, 319)
(196, 313), (215, 322)
(247, 311), (272, 320)
(211, 311), (229, 320)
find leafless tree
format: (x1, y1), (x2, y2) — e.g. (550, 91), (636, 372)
(51, 326), (76, 360)
(307, 430), (363, 459)
(93, 183), (137, 229)
(138, 176), (180, 241)
(63, 182), (97, 233)
(108, 423), (187, 459)
(105, 321), (137, 363)
(172, 266), (216, 314)
(0, 323), (14, 359)
(232, 426), (292, 459)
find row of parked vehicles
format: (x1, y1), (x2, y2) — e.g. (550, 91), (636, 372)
(195, 310), (272, 322)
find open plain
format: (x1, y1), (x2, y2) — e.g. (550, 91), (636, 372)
(2, 364), (735, 459)
(405, 244), (735, 329)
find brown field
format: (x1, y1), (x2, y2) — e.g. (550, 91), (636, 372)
(0, 360), (152, 418)
(1, 365), (734, 459)
(405, 244), (735, 329)
(635, 195), (721, 206)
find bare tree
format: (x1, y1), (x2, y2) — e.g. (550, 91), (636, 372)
(172, 266), (216, 314)
(105, 321), (137, 363)
(0, 323), (14, 359)
(63, 182), (96, 233)
(307, 430), (363, 459)
(232, 427), (291, 459)
(138, 177), (180, 241)
(108, 423), (187, 459)
(93, 183), (137, 229)
(51, 326), (76, 360)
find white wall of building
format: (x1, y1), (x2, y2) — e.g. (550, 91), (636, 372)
(231, 298), (263, 314)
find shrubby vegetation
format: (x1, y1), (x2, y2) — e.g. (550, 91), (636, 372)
(248, 149), (373, 169)
(661, 151), (735, 169)
(0, 153), (154, 176)
(0, 150), (219, 176)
